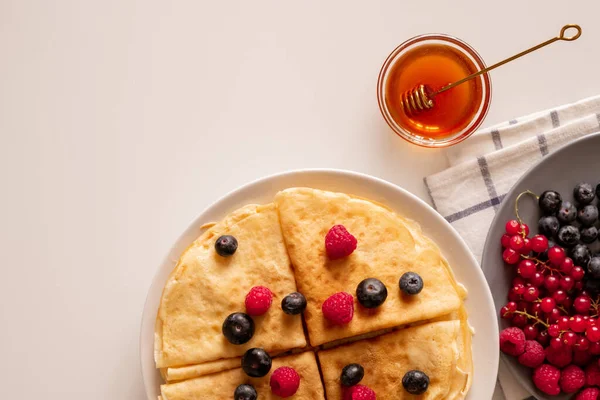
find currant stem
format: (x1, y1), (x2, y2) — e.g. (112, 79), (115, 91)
(513, 310), (549, 328)
(514, 190), (539, 229)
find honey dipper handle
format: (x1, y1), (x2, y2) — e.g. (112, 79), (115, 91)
(434, 24), (582, 95)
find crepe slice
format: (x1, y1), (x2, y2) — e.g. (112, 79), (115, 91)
(274, 188), (463, 346)
(155, 203), (306, 369)
(319, 320), (469, 399)
(160, 352), (325, 400)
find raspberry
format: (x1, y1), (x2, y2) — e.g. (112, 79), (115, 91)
(560, 365), (585, 393)
(322, 292), (354, 324)
(533, 364), (561, 396)
(545, 346), (573, 368)
(245, 286), (273, 316)
(573, 349), (593, 366)
(576, 388), (600, 400)
(517, 340), (545, 368)
(270, 366), (300, 397)
(585, 363), (600, 386)
(343, 385), (376, 400)
(325, 225), (357, 260)
(499, 327), (526, 356)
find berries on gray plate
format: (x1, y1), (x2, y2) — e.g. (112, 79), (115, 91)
(539, 190), (562, 215)
(578, 204), (599, 226)
(557, 201), (577, 224)
(341, 363), (364, 387)
(402, 370), (430, 395)
(588, 257), (600, 279)
(581, 226), (598, 244)
(574, 182), (595, 205)
(241, 348), (272, 377)
(557, 225), (580, 247)
(538, 216), (560, 238)
(222, 313), (255, 345)
(215, 235), (238, 257)
(571, 244), (591, 268)
(537, 239), (556, 261)
(399, 272), (424, 295)
(281, 292), (307, 315)
(356, 278), (388, 308)
(234, 384), (257, 400)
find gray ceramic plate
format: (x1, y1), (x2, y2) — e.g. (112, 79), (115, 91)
(482, 133), (600, 400)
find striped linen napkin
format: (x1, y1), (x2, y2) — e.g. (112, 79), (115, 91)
(424, 95), (600, 400)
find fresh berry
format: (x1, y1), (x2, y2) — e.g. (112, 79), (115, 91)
(402, 370), (430, 395)
(356, 278), (388, 308)
(242, 348), (272, 377)
(505, 219), (521, 235)
(573, 349), (593, 366)
(553, 290), (567, 304)
(517, 340), (545, 368)
(530, 272), (545, 287)
(571, 316), (588, 332)
(589, 257), (600, 279)
(574, 182), (595, 205)
(548, 246), (566, 266)
(591, 341), (600, 354)
(560, 257), (575, 273)
(523, 325), (539, 340)
(530, 234), (549, 253)
(557, 200), (577, 224)
(577, 336), (590, 350)
(515, 260), (534, 279)
(558, 225), (581, 247)
(576, 388), (600, 400)
(215, 235), (238, 256)
(222, 313), (255, 345)
(560, 365), (585, 393)
(537, 330), (550, 346)
(547, 324), (560, 337)
(578, 204), (599, 226)
(325, 225), (357, 260)
(322, 292), (354, 324)
(399, 272), (424, 295)
(572, 244), (591, 269)
(520, 237), (532, 255)
(509, 235), (525, 251)
(344, 385), (376, 400)
(281, 292), (307, 315)
(588, 325), (600, 342)
(539, 190), (563, 214)
(341, 363), (364, 387)
(557, 316), (570, 330)
(245, 286), (273, 316)
(550, 336), (564, 350)
(574, 296), (591, 314)
(533, 364), (561, 396)
(502, 248), (520, 265)
(520, 223), (530, 236)
(585, 363), (600, 386)
(548, 308), (562, 323)
(544, 275), (560, 292)
(234, 384), (257, 400)
(523, 286), (539, 302)
(512, 314), (528, 327)
(564, 331), (579, 346)
(541, 297), (556, 313)
(538, 216), (560, 238)
(572, 266), (585, 281)
(501, 234), (512, 248)
(499, 327), (526, 356)
(270, 366), (300, 397)
(581, 226), (599, 243)
(560, 276), (575, 291)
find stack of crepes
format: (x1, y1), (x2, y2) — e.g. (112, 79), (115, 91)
(155, 188), (473, 399)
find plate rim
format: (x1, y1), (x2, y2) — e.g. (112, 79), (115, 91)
(140, 168), (499, 399)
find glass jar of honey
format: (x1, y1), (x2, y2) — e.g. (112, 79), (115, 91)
(377, 34), (492, 147)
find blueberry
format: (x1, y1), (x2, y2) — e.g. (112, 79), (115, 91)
(588, 257), (600, 279)
(281, 292), (307, 315)
(215, 235), (238, 257)
(557, 225), (580, 247)
(234, 384), (257, 400)
(539, 190), (562, 215)
(571, 244), (591, 268)
(356, 278), (388, 308)
(399, 272), (424, 295)
(557, 201), (577, 224)
(241, 348), (272, 377)
(578, 205), (599, 226)
(402, 370), (430, 395)
(574, 183), (595, 205)
(341, 363), (364, 387)
(581, 226), (598, 244)
(538, 216), (560, 238)
(222, 313), (254, 345)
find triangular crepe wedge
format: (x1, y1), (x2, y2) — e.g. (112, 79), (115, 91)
(160, 352), (325, 400)
(274, 188), (462, 346)
(319, 320), (466, 399)
(155, 203), (306, 369)
(161, 357), (241, 382)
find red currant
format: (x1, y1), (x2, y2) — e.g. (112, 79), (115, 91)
(517, 301), (529, 311)
(548, 308), (562, 323)
(500, 303), (516, 318)
(548, 324), (560, 337)
(509, 235), (525, 251)
(574, 296), (591, 315)
(503, 248), (520, 265)
(512, 277), (526, 287)
(520, 223), (530, 236)
(548, 246), (566, 266)
(530, 302), (543, 315)
(560, 257), (574, 274)
(563, 331), (578, 346)
(552, 290), (567, 304)
(558, 316), (570, 330)
(501, 234), (511, 248)
(524, 324), (539, 340)
(587, 325), (600, 342)
(530, 234), (549, 253)
(571, 266), (585, 281)
(517, 259), (536, 279)
(505, 220), (521, 235)
(590, 341), (600, 354)
(512, 313), (528, 327)
(513, 283), (526, 295)
(508, 289), (520, 302)
(520, 238), (532, 255)
(523, 286), (539, 302)
(550, 336), (563, 349)
(563, 296), (573, 309)
(589, 318), (597, 327)
(541, 297), (557, 313)
(560, 276), (575, 291)
(574, 281), (584, 291)
(577, 336), (590, 350)
(570, 316), (587, 333)
(544, 275), (560, 292)
(529, 272), (545, 288)
(537, 330), (550, 346)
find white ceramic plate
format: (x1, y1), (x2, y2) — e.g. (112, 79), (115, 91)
(140, 169), (499, 400)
